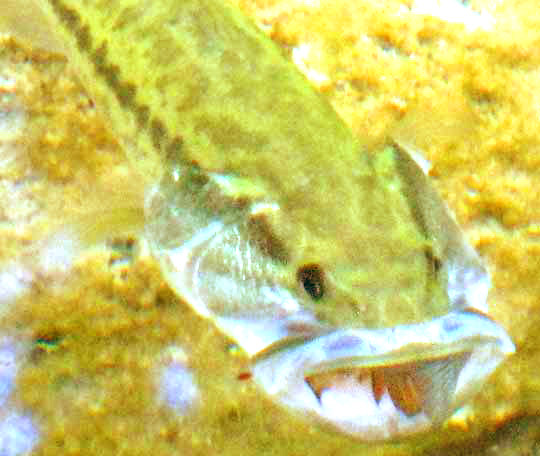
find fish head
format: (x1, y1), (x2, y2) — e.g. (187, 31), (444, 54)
(145, 141), (514, 441)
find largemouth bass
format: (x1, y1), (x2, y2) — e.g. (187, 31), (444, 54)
(0, 0), (513, 445)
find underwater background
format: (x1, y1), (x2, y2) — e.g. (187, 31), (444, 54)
(0, 0), (538, 454)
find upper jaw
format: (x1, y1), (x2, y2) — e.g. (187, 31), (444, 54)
(252, 310), (515, 441)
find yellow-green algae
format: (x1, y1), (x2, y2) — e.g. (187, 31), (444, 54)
(0, 0), (538, 454)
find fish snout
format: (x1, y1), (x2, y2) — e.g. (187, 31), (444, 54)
(252, 310), (514, 441)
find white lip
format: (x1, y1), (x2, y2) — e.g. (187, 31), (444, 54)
(252, 310), (514, 441)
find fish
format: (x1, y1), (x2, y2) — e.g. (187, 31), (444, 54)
(0, 0), (514, 444)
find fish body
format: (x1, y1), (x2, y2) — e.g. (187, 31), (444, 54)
(0, 0), (513, 443)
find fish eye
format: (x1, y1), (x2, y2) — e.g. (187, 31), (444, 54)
(297, 264), (325, 300)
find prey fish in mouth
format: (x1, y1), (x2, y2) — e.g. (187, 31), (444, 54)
(2, 0), (514, 442)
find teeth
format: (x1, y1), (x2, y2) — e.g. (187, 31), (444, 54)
(371, 369), (385, 403)
(306, 366), (427, 417)
(383, 368), (426, 416)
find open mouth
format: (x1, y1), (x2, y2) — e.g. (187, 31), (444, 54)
(305, 362), (430, 418)
(252, 311), (514, 441)
(300, 357), (457, 440)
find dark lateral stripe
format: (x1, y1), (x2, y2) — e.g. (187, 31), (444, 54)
(46, 0), (184, 161)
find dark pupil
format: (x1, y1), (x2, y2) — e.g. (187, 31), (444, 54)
(297, 264), (324, 300)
